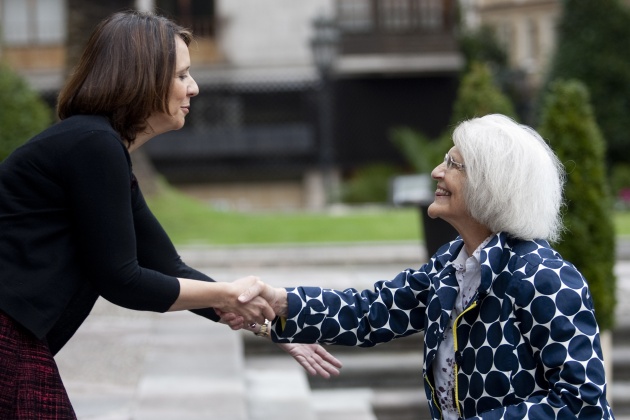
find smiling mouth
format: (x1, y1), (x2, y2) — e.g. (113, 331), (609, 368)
(436, 187), (451, 196)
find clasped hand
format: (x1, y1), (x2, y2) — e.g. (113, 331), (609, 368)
(217, 278), (343, 379)
(212, 276), (286, 326)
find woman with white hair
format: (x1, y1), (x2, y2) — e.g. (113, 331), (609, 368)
(235, 114), (614, 418)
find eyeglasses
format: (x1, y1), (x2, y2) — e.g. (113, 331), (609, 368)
(444, 153), (465, 171)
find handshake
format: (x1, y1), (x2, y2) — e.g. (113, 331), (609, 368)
(213, 275), (288, 332)
(212, 276), (343, 378)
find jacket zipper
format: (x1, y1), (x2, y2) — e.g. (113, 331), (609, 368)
(452, 299), (479, 418)
(425, 374), (443, 419)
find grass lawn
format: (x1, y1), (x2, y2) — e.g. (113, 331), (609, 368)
(615, 210), (630, 238)
(148, 185), (630, 246)
(147, 186), (422, 245)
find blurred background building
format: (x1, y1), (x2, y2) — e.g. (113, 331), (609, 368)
(3, 0), (625, 211)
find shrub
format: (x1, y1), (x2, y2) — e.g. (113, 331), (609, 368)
(458, 24), (508, 78)
(341, 163), (401, 204)
(538, 79), (616, 331)
(0, 64), (52, 161)
(544, 0), (630, 165)
(451, 61), (516, 124)
(391, 62), (516, 174)
(389, 128), (451, 174)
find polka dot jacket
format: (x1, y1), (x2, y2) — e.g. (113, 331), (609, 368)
(271, 232), (614, 419)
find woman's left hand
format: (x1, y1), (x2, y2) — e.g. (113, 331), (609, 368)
(216, 309), (244, 330)
(216, 310), (342, 377)
(276, 342), (343, 378)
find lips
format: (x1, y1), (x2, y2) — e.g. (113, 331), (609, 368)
(435, 187), (451, 196)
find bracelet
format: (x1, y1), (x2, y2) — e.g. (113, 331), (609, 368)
(255, 320), (270, 338)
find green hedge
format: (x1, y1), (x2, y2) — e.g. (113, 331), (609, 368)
(545, 0), (630, 165)
(0, 64), (52, 161)
(538, 79), (616, 331)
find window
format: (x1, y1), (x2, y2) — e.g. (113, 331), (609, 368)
(525, 18), (539, 68)
(418, 0), (442, 29)
(1, 0), (66, 46)
(337, 0), (445, 34)
(338, 0), (373, 32)
(155, 0), (216, 38)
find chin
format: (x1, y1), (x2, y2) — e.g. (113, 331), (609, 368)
(427, 203), (439, 219)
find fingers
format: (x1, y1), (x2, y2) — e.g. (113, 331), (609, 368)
(316, 345), (343, 369)
(239, 296), (274, 325)
(297, 357), (318, 377)
(310, 351), (341, 378)
(220, 276), (275, 324)
(236, 277), (265, 304)
(278, 343), (342, 378)
(300, 352), (340, 378)
(261, 300), (275, 321)
(217, 311), (246, 330)
(234, 279), (277, 320)
(216, 301), (269, 327)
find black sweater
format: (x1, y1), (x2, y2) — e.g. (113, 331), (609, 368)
(0, 115), (218, 353)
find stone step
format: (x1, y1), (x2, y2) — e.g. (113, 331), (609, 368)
(612, 382), (630, 416)
(311, 389), (378, 420)
(372, 388), (431, 420)
(308, 350), (423, 390)
(612, 347), (630, 381)
(131, 312), (249, 420)
(56, 303), (252, 420)
(243, 329), (630, 419)
(244, 356), (379, 420)
(245, 363), (317, 420)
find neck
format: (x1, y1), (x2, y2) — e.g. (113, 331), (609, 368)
(126, 130), (155, 153)
(457, 222), (493, 256)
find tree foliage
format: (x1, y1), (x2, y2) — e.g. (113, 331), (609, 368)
(451, 61), (516, 124)
(545, 0), (630, 164)
(0, 64), (52, 161)
(391, 61), (516, 174)
(389, 128), (450, 174)
(538, 79), (616, 331)
(458, 25), (508, 75)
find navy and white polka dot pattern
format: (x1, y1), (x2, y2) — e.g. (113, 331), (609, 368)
(271, 232), (614, 419)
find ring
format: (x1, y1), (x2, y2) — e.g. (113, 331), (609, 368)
(249, 323), (257, 329)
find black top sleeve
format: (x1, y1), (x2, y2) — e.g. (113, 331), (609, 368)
(63, 131), (180, 311)
(132, 188), (220, 321)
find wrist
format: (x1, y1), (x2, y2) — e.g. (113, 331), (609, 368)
(254, 319), (271, 338)
(273, 288), (288, 317)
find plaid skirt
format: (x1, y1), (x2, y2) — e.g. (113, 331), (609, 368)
(0, 310), (76, 419)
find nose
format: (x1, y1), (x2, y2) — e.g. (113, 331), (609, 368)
(431, 161), (446, 180)
(188, 76), (199, 97)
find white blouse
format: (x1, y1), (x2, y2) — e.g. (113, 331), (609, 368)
(432, 237), (491, 419)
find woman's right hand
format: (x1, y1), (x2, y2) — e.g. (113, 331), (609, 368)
(171, 275), (276, 325)
(216, 276), (277, 324)
(237, 282), (288, 317)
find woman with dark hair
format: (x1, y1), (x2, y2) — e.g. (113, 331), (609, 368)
(0, 11), (340, 418)
(238, 114), (615, 419)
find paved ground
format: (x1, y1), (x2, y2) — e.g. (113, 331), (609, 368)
(55, 240), (630, 419)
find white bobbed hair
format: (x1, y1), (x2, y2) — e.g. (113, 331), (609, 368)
(453, 114), (565, 242)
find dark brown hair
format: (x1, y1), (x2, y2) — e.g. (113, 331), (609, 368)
(57, 11), (192, 143)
